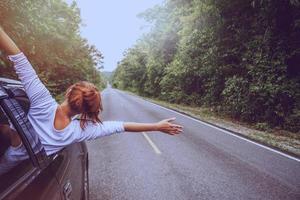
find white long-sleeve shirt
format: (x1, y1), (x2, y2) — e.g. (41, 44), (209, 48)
(7, 52), (125, 155)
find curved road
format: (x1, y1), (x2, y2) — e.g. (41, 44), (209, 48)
(87, 88), (300, 200)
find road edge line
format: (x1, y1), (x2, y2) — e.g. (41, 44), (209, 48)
(118, 89), (300, 162)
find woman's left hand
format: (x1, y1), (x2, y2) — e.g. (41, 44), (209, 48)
(156, 117), (183, 135)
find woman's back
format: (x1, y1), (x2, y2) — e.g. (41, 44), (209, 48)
(8, 53), (124, 155)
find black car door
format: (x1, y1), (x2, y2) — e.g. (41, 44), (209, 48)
(51, 142), (85, 200)
(0, 85), (61, 200)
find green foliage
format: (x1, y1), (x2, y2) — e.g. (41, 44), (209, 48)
(6, 1), (298, 132)
(0, 0), (105, 97)
(255, 122), (271, 132)
(113, 0), (300, 132)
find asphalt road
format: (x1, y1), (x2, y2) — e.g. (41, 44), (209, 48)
(87, 87), (300, 200)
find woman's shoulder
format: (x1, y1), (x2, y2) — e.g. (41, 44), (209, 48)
(28, 101), (58, 123)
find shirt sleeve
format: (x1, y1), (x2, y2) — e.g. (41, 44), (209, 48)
(7, 52), (56, 109)
(75, 121), (125, 142)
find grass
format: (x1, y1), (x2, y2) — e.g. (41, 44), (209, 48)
(124, 90), (300, 157)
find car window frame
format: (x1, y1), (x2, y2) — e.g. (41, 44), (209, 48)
(0, 84), (54, 198)
(0, 84), (51, 166)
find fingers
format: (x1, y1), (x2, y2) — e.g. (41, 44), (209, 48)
(166, 126), (183, 135)
(168, 122), (183, 135)
(171, 126), (183, 132)
(171, 124), (183, 129)
(164, 118), (183, 129)
(168, 130), (181, 135)
(159, 117), (183, 136)
(166, 117), (176, 122)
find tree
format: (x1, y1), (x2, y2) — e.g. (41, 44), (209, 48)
(0, 0), (105, 97)
(113, 0), (300, 132)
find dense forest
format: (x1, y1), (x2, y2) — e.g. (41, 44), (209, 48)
(113, 0), (300, 132)
(101, 71), (114, 85)
(0, 0), (105, 98)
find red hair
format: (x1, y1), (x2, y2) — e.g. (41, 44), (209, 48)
(66, 81), (102, 129)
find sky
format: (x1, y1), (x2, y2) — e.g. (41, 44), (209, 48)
(66, 0), (163, 72)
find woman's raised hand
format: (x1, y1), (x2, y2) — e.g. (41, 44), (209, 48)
(0, 26), (21, 55)
(156, 117), (183, 135)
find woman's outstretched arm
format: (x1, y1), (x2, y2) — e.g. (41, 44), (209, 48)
(0, 26), (21, 55)
(76, 118), (183, 141)
(124, 118), (183, 135)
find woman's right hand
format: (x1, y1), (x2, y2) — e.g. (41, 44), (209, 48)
(155, 117), (183, 135)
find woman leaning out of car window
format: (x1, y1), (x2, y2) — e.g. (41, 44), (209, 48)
(0, 25), (183, 157)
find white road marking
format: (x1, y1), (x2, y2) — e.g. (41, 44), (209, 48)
(142, 132), (162, 155)
(119, 90), (300, 162)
